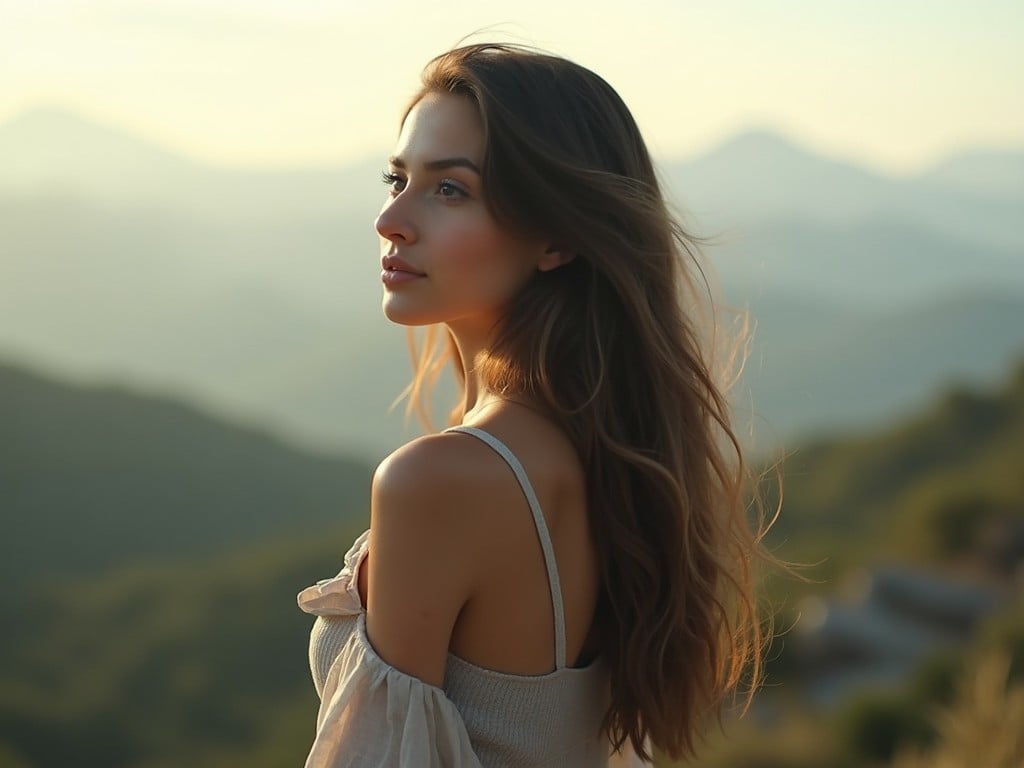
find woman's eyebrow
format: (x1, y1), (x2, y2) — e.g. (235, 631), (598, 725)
(388, 155), (481, 175)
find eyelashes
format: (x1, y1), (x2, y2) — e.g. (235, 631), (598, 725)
(380, 171), (467, 199)
(381, 171), (405, 191)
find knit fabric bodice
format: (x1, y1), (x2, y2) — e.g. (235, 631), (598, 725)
(297, 425), (620, 767)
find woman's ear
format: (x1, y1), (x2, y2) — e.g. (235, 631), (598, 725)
(537, 245), (576, 272)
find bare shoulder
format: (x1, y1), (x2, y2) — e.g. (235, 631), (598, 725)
(372, 431), (502, 537)
(363, 431), (503, 686)
(368, 426), (542, 594)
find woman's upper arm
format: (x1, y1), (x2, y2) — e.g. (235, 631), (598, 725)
(364, 435), (485, 689)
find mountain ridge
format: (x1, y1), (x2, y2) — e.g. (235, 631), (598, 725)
(0, 359), (372, 596)
(3, 104), (1021, 191)
(1, 106), (1021, 458)
(1, 349), (1021, 768)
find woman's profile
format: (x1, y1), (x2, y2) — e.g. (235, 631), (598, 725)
(297, 41), (773, 767)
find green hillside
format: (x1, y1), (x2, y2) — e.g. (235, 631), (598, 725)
(707, 360), (1024, 768)
(1, 358), (1022, 767)
(0, 520), (366, 768)
(765, 358), (1024, 582)
(0, 361), (372, 604)
(0, 359), (376, 767)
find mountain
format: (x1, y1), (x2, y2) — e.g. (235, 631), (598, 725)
(0, 106), (383, 223)
(917, 146), (1024, 197)
(0, 106), (204, 193)
(4, 108), (1022, 249)
(741, 289), (1024, 447)
(710, 214), (1024, 307)
(0, 360), (372, 599)
(767, 357), (1024, 577)
(0, 516), (354, 768)
(1, 357), (1021, 768)
(666, 129), (887, 224)
(663, 129), (1024, 253)
(0, 358), (379, 766)
(0, 107), (1021, 459)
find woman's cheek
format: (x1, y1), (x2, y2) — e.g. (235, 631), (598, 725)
(442, 220), (499, 271)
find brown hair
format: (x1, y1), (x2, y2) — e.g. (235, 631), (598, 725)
(392, 42), (776, 762)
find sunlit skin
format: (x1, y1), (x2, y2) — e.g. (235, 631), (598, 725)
(356, 91), (599, 692)
(374, 91), (572, 416)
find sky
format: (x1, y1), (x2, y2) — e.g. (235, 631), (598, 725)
(1, 0), (1022, 176)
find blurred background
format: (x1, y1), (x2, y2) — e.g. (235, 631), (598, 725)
(1, 1), (1022, 766)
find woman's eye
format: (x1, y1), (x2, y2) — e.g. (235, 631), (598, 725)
(437, 179), (466, 198)
(381, 171), (405, 192)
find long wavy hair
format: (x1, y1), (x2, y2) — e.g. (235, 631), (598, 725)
(389, 42), (777, 762)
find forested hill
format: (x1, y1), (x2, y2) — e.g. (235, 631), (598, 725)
(0, 360), (372, 599)
(768, 358), (1024, 580)
(0, 358), (1022, 767)
(0, 359), (375, 768)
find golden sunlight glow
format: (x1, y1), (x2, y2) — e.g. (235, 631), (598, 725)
(1, 0), (1022, 172)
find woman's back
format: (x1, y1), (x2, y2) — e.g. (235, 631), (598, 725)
(433, 405), (602, 674)
(299, 410), (620, 766)
(360, 402), (601, 674)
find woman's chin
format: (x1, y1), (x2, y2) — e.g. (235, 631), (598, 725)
(381, 299), (437, 327)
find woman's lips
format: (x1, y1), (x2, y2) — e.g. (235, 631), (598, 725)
(381, 268), (426, 287)
(382, 254), (424, 274)
(381, 254), (425, 287)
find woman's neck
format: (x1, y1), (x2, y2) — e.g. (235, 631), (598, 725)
(446, 317), (544, 424)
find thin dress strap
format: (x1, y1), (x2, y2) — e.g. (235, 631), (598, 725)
(442, 424), (568, 670)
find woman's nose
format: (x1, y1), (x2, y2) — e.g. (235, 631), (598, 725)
(374, 199), (416, 244)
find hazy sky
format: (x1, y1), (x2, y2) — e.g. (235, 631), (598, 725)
(2, 0), (1022, 175)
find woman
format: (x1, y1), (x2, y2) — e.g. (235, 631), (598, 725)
(298, 42), (772, 767)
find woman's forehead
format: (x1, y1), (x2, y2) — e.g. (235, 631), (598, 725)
(392, 92), (483, 167)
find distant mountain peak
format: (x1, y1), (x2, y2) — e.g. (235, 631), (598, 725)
(7, 103), (101, 127)
(715, 127), (805, 154)
(694, 126), (862, 178)
(0, 103), (200, 169)
(918, 145), (1024, 196)
(0, 104), (204, 195)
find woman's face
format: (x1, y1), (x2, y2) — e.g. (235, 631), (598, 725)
(375, 91), (544, 333)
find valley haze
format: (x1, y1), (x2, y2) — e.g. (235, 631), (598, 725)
(1, 106), (1022, 461)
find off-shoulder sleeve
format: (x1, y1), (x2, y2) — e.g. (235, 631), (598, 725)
(304, 612), (484, 768)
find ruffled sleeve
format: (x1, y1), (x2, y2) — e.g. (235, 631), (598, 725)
(304, 613), (484, 768)
(298, 530), (484, 768)
(298, 529), (371, 618)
